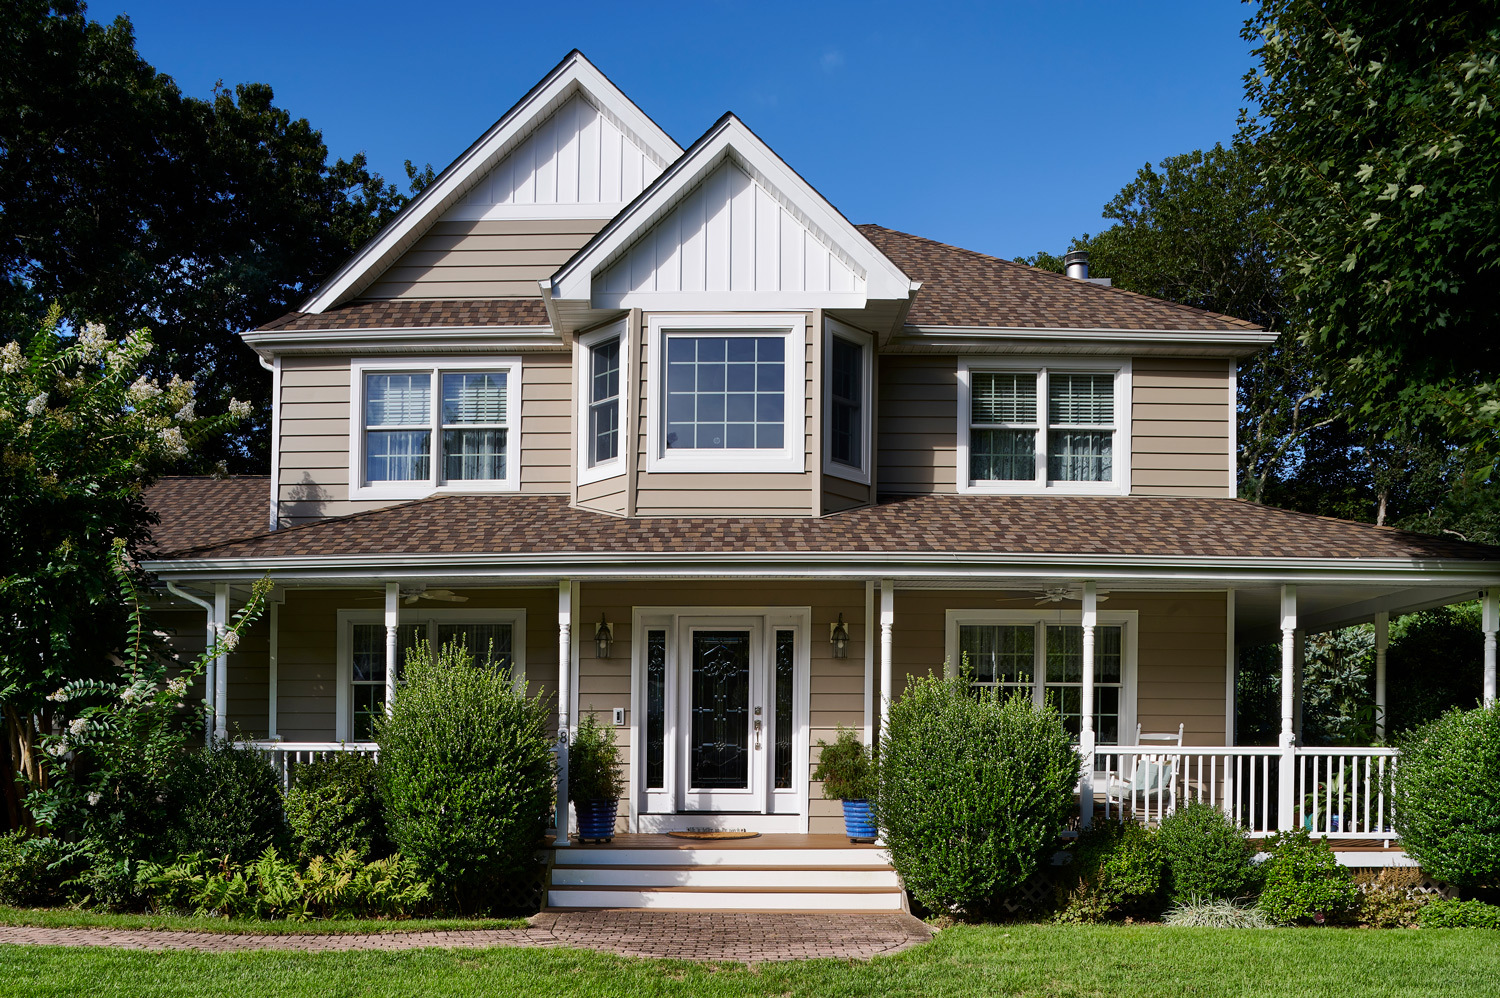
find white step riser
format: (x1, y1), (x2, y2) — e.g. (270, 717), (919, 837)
(547, 889), (906, 911)
(555, 848), (890, 868)
(552, 867), (901, 889)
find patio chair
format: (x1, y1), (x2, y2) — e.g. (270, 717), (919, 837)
(1101, 723), (1184, 820)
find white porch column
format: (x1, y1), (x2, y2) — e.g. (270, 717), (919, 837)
(555, 580), (573, 846)
(267, 595), (280, 739)
(1374, 611), (1389, 739)
(863, 581), (875, 747)
(878, 580), (894, 742)
(1079, 581), (1098, 829)
(384, 582), (399, 719)
(1224, 589), (1237, 819)
(1277, 585), (1297, 831)
(213, 583), (230, 743)
(1483, 589), (1498, 707)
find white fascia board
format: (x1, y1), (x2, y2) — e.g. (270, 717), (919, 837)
(142, 551), (1500, 587)
(299, 51), (681, 314)
(549, 115), (913, 305)
(243, 326), (559, 358)
(897, 325), (1279, 357)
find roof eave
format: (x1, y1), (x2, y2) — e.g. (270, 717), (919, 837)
(894, 325), (1279, 357)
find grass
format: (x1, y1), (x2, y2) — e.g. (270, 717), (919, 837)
(2, 922), (1498, 997)
(0, 905), (525, 935)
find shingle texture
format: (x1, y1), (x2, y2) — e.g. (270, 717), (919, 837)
(143, 477), (270, 555)
(857, 225), (1263, 332)
(258, 299), (548, 332)
(146, 485), (1499, 564)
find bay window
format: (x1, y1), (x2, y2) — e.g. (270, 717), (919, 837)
(351, 358), (521, 498)
(958, 360), (1129, 493)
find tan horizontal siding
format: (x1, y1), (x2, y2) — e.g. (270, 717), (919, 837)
(821, 472), (869, 513)
(877, 355), (957, 494)
(1131, 357), (1233, 498)
(363, 219), (605, 300)
(577, 475), (627, 515)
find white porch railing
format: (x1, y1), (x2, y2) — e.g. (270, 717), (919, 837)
(241, 740), (379, 790)
(1093, 745), (1399, 840)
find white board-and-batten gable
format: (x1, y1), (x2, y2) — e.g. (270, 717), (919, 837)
(300, 51), (681, 313)
(547, 114), (916, 314)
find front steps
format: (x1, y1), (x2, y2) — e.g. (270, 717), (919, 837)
(547, 838), (906, 911)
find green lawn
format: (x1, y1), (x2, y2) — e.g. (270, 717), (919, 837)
(3, 923), (1497, 997)
(0, 906), (525, 935)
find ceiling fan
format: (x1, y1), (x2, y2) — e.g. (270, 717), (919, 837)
(992, 587), (1111, 605)
(358, 586), (470, 605)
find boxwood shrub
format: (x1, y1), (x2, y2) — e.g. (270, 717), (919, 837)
(878, 673), (1078, 916)
(1418, 897), (1500, 929)
(285, 753), (389, 861)
(179, 743), (289, 865)
(378, 639), (553, 914)
(1256, 827), (1358, 924)
(1056, 818), (1163, 922)
(1392, 704), (1500, 889)
(1156, 800), (1257, 903)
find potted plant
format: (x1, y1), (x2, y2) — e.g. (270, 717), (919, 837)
(569, 711), (625, 843)
(813, 726), (877, 842)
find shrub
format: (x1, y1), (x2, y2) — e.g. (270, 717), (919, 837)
(1417, 897), (1500, 929)
(568, 711), (624, 802)
(284, 754), (388, 862)
(1256, 828), (1358, 924)
(1392, 704), (1500, 889)
(0, 831), (68, 907)
(812, 726), (876, 801)
(878, 674), (1078, 916)
(1355, 867), (1431, 929)
(378, 639), (553, 914)
(1056, 819), (1163, 923)
(179, 743), (289, 865)
(1156, 801), (1257, 903)
(137, 847), (431, 920)
(1164, 897), (1273, 928)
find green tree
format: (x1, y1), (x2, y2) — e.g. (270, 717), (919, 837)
(0, 308), (246, 828)
(1243, 1), (1500, 478)
(0, 2), (419, 470)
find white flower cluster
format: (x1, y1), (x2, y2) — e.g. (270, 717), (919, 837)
(220, 630), (241, 653)
(87, 792), (102, 807)
(77, 323), (110, 362)
(158, 426), (188, 458)
(120, 685), (143, 703)
(46, 689), (69, 703)
(26, 393), (48, 417)
(68, 718), (88, 736)
(47, 741), (69, 757)
(0, 340), (22, 374)
(166, 676), (189, 697)
(127, 377), (162, 404)
(228, 398), (253, 419)
(175, 399), (196, 423)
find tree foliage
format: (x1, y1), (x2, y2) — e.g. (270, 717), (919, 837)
(1243, 1), (1500, 478)
(0, 2), (421, 470)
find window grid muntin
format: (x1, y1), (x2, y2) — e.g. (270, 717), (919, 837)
(589, 337), (621, 467)
(663, 333), (786, 452)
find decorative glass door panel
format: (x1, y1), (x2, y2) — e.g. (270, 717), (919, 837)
(678, 621), (764, 811)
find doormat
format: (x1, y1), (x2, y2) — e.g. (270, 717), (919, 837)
(667, 830), (760, 840)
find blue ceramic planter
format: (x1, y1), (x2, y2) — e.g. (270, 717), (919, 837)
(842, 799), (877, 842)
(576, 798), (619, 843)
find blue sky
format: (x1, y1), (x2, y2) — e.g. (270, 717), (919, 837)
(100, 0), (1254, 260)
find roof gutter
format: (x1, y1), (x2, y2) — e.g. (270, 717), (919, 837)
(241, 325), (560, 360)
(894, 325), (1279, 357)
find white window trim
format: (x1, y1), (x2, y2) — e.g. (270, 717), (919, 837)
(943, 609), (1138, 744)
(956, 357), (1131, 495)
(335, 606), (527, 742)
(644, 313), (806, 475)
(349, 356), (522, 501)
(576, 319), (630, 487)
(821, 318), (872, 484)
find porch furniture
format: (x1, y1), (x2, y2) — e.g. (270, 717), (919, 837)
(1101, 724), (1185, 820)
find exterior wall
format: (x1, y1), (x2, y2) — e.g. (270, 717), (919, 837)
(888, 589), (1229, 745)
(876, 354), (957, 495)
(576, 476), (627, 515)
(821, 473), (870, 514)
(630, 312), (816, 516)
(1131, 358), (1234, 498)
(362, 218), (605, 300)
(277, 352), (572, 524)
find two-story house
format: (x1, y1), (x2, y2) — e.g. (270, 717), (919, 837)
(143, 52), (1500, 910)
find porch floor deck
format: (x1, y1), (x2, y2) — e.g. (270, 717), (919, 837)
(549, 833), (882, 851)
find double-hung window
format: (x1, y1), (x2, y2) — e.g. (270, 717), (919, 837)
(339, 608), (526, 741)
(352, 358), (521, 498)
(948, 610), (1134, 745)
(959, 360), (1129, 493)
(646, 315), (806, 474)
(823, 319), (871, 481)
(577, 320), (627, 484)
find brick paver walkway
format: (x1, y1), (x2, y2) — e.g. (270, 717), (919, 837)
(0, 911), (934, 963)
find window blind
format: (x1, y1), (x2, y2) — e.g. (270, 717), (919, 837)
(971, 372), (1037, 424)
(365, 373), (431, 426)
(1048, 373), (1114, 425)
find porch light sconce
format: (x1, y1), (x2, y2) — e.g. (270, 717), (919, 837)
(594, 614), (614, 659)
(829, 614), (850, 659)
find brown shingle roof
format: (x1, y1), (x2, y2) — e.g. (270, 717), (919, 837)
(857, 225), (1263, 332)
(143, 477), (270, 555)
(146, 489), (1499, 564)
(257, 299), (548, 332)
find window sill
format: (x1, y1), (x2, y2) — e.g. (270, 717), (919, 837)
(958, 480), (1127, 496)
(350, 482), (521, 502)
(578, 462), (626, 487)
(646, 452), (806, 476)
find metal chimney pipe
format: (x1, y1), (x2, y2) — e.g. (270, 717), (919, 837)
(1064, 249), (1090, 281)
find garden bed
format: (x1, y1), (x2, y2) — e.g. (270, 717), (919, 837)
(0, 905), (525, 935)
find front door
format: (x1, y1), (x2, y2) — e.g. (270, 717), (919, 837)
(678, 619), (764, 811)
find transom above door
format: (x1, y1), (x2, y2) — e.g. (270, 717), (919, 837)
(633, 609), (810, 831)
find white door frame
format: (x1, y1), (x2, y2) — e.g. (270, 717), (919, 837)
(630, 606), (811, 833)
